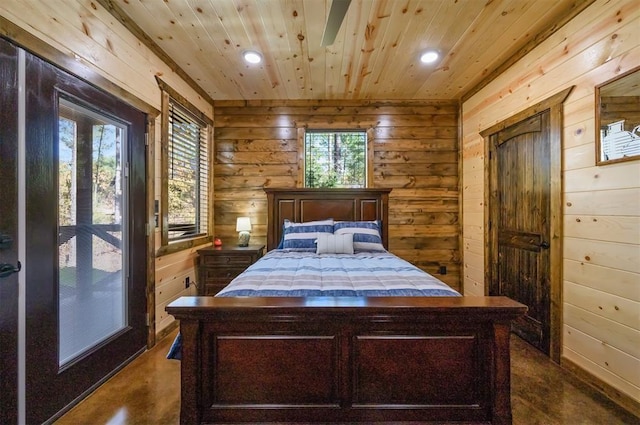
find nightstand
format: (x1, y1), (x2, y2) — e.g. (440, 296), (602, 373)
(197, 245), (265, 295)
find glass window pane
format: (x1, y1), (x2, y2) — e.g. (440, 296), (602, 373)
(167, 101), (208, 241)
(305, 131), (366, 188)
(58, 99), (127, 367)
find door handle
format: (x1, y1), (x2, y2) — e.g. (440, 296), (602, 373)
(0, 261), (21, 278)
(539, 241), (550, 249)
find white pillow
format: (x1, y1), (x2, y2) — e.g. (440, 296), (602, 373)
(316, 233), (354, 255)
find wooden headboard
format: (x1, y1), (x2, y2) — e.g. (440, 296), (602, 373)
(264, 188), (392, 251)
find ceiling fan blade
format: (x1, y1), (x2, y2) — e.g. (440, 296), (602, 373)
(321, 0), (352, 46)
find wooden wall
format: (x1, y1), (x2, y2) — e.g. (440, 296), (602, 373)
(213, 100), (461, 290)
(461, 0), (639, 411)
(600, 95), (640, 130)
(8, 6), (637, 411)
(0, 1), (213, 338)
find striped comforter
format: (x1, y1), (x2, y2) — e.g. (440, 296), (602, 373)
(167, 250), (459, 359)
(217, 250), (460, 297)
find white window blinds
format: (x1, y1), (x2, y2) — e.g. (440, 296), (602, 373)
(167, 101), (209, 241)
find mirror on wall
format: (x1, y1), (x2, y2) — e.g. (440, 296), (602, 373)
(595, 66), (640, 165)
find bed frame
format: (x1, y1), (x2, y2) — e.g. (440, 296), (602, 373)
(167, 188), (527, 425)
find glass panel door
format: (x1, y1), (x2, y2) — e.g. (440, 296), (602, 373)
(58, 99), (128, 367)
(24, 51), (146, 424)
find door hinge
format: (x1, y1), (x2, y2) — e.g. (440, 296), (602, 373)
(144, 132), (149, 146)
(145, 313), (150, 327)
(124, 162), (129, 178)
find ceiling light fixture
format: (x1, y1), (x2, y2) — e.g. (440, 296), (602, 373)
(243, 50), (262, 64)
(420, 50), (439, 64)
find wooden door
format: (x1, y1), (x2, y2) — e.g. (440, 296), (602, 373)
(484, 88), (570, 361)
(489, 111), (552, 354)
(0, 37), (20, 425)
(23, 49), (148, 423)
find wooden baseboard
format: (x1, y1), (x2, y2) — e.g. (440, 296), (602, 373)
(155, 320), (179, 343)
(561, 356), (640, 419)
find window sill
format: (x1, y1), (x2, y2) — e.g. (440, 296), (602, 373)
(156, 235), (212, 257)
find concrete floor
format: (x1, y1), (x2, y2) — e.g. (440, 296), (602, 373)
(55, 328), (639, 425)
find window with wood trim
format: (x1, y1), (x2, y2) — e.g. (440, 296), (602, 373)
(167, 101), (208, 241)
(304, 130), (367, 188)
(158, 78), (212, 254)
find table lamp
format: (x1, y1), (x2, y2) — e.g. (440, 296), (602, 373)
(236, 217), (252, 247)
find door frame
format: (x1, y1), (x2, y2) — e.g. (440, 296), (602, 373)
(0, 22), (160, 422)
(23, 48), (151, 423)
(0, 36), (20, 425)
(0, 19), (159, 349)
(481, 87), (573, 363)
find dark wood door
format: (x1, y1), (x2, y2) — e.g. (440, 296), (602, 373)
(489, 112), (552, 354)
(0, 37), (20, 425)
(23, 50), (148, 423)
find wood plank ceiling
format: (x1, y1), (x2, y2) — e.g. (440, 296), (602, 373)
(102, 0), (593, 101)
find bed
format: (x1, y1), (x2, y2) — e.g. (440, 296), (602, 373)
(166, 188), (526, 425)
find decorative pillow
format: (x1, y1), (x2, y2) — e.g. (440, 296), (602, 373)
(316, 233), (354, 255)
(333, 220), (386, 252)
(282, 219), (334, 251)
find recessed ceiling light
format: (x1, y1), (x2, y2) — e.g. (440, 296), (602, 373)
(420, 50), (439, 64)
(243, 50), (262, 64)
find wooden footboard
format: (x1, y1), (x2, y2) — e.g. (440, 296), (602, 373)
(167, 296), (526, 425)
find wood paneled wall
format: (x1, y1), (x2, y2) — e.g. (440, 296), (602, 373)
(600, 95), (640, 129)
(462, 0), (639, 412)
(213, 100), (461, 290)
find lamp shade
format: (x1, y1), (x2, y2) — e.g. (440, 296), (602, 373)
(236, 217), (252, 232)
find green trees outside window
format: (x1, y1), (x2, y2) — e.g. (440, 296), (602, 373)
(305, 131), (366, 188)
(167, 101), (209, 241)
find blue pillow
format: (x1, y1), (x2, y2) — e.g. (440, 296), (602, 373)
(276, 227), (285, 249)
(333, 221), (386, 252)
(282, 219), (334, 251)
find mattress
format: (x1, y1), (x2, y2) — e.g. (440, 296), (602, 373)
(167, 250), (459, 359)
(217, 249), (460, 297)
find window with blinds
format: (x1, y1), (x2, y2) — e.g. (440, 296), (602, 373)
(167, 101), (209, 241)
(304, 131), (367, 188)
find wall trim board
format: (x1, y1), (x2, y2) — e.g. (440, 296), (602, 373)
(562, 356), (640, 418)
(145, 119), (156, 348)
(480, 87), (574, 137)
(213, 99), (460, 108)
(457, 102), (464, 294)
(156, 320), (179, 343)
(155, 77), (214, 126)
